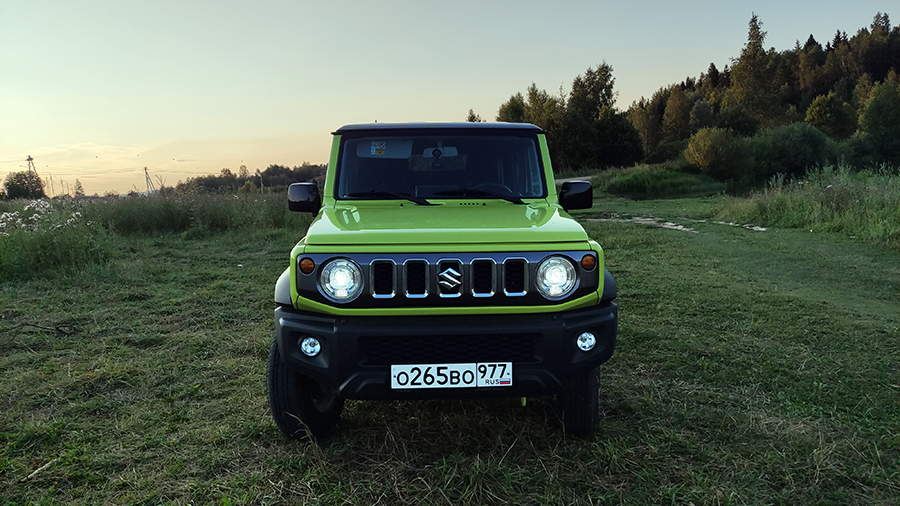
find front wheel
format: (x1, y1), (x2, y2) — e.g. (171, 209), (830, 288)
(267, 336), (344, 441)
(555, 367), (600, 437)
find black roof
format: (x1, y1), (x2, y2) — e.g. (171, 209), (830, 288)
(333, 122), (544, 135)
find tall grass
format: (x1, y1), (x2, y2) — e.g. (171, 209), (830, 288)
(0, 193), (312, 281)
(0, 200), (114, 281)
(718, 164), (900, 248)
(592, 163), (726, 199)
(90, 192), (311, 234)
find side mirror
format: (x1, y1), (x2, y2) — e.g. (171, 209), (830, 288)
(558, 180), (593, 211)
(288, 182), (321, 213)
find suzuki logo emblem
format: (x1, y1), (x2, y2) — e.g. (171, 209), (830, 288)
(438, 267), (462, 290)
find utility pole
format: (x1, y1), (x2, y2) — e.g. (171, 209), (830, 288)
(256, 169), (264, 194)
(144, 167), (156, 193)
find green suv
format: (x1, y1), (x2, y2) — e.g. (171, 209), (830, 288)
(268, 122), (617, 439)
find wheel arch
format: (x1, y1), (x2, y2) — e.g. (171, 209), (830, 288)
(601, 269), (617, 303)
(275, 267), (293, 306)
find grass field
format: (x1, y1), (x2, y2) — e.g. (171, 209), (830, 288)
(2, 194), (899, 505)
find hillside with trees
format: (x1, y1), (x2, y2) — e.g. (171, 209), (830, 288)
(483, 12), (899, 188)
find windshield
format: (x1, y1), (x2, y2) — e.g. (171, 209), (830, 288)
(335, 133), (546, 201)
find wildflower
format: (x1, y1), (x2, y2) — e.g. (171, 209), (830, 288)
(24, 200), (51, 213)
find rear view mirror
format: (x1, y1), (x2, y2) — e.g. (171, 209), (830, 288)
(423, 146), (458, 158)
(288, 182), (321, 214)
(558, 180), (593, 212)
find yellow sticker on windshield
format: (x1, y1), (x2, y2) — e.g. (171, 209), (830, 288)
(371, 141), (386, 156)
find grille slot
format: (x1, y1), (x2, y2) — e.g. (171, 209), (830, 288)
(504, 259), (526, 295)
(372, 261), (394, 297)
(359, 333), (538, 365)
(405, 261), (427, 296)
(472, 260), (494, 295)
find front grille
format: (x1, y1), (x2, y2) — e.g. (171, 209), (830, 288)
(371, 257), (528, 299)
(359, 333), (538, 365)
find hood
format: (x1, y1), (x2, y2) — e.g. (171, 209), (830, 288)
(304, 201), (588, 246)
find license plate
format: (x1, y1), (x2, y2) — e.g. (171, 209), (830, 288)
(390, 362), (513, 389)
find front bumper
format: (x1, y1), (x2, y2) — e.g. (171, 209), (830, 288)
(274, 303), (617, 400)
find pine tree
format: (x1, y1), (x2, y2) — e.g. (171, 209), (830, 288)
(727, 14), (780, 126)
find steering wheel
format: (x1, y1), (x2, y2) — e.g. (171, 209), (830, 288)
(472, 183), (514, 194)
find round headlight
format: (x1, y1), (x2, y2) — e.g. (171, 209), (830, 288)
(320, 258), (363, 302)
(536, 256), (576, 299)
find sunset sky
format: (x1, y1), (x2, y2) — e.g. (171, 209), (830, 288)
(1, 0), (895, 196)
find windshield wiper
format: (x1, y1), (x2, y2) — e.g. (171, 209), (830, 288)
(433, 189), (525, 205)
(344, 191), (438, 206)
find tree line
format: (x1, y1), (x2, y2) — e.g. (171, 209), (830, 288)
(1, 163), (326, 200)
(172, 163), (325, 195)
(473, 12), (900, 183)
(480, 62), (644, 172)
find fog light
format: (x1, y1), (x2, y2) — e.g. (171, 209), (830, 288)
(300, 337), (321, 357)
(576, 332), (596, 352)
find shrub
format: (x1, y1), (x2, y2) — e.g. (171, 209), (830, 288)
(750, 122), (836, 178)
(684, 128), (752, 181)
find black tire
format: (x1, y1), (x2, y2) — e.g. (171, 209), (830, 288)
(267, 336), (344, 441)
(556, 367), (600, 437)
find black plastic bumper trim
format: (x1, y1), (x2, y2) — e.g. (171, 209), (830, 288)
(274, 303), (617, 400)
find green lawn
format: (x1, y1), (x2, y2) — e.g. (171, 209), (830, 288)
(2, 197), (898, 505)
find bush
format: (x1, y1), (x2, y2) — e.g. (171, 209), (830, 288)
(750, 122), (836, 178)
(684, 128), (753, 181)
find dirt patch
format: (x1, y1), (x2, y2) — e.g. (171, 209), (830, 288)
(586, 215), (768, 233)
(586, 217), (698, 233)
